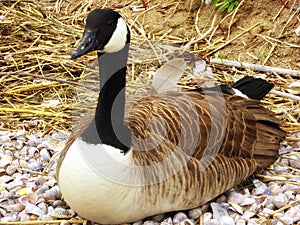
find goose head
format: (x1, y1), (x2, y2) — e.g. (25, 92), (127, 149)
(71, 9), (129, 59)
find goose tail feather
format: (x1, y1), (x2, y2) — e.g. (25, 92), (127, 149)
(231, 76), (274, 100)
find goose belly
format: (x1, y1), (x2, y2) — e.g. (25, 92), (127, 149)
(58, 140), (146, 224)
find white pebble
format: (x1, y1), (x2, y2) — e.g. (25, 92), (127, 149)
(25, 203), (44, 217)
(274, 164), (289, 173)
(241, 210), (256, 220)
(236, 219), (246, 225)
(269, 182), (281, 195)
(202, 212), (212, 223)
(132, 220), (143, 225)
(227, 191), (247, 204)
(173, 212), (187, 224)
(40, 148), (51, 162)
(43, 186), (61, 201)
(52, 200), (66, 208)
(240, 197), (255, 206)
(253, 180), (267, 195)
(188, 207), (202, 219)
(28, 147), (38, 157)
(261, 207), (274, 216)
(275, 220), (284, 225)
(229, 203), (243, 214)
(1, 213), (17, 222)
(161, 217), (172, 225)
(0, 175), (13, 183)
(39, 214), (54, 221)
(27, 160), (42, 171)
(6, 165), (16, 175)
(7, 203), (25, 213)
(247, 218), (258, 225)
(206, 219), (218, 225)
(211, 203), (229, 220)
(220, 216), (235, 225)
(295, 26), (300, 36)
(284, 206), (300, 222)
(272, 193), (288, 208)
(278, 216), (293, 225)
(143, 221), (159, 225)
(284, 190), (295, 201)
(20, 213), (31, 221)
(0, 155), (12, 168)
(289, 159), (300, 169)
(50, 207), (69, 218)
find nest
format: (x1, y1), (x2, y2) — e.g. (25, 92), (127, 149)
(1, 0), (299, 137)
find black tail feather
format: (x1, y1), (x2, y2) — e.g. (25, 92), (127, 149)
(231, 76), (274, 100)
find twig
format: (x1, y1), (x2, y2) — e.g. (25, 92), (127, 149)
(193, 14), (217, 44)
(270, 90), (300, 101)
(227, 0), (245, 40)
(210, 58), (300, 77)
(205, 22), (260, 57)
(263, 42), (277, 65)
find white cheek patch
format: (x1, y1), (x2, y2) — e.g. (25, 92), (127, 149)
(104, 18), (128, 52)
(232, 88), (249, 98)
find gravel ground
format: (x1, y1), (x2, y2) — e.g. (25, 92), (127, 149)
(0, 126), (300, 225)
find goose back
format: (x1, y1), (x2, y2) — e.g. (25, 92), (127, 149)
(126, 90), (285, 169)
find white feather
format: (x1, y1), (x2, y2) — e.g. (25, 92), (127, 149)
(232, 88), (248, 98)
(104, 18), (128, 53)
(151, 58), (186, 94)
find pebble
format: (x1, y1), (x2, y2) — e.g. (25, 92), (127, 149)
(173, 212), (187, 224)
(284, 206), (300, 223)
(160, 217), (172, 225)
(202, 212), (212, 223)
(219, 216), (235, 225)
(40, 148), (51, 161)
(247, 218), (258, 225)
(272, 193), (288, 208)
(211, 202), (229, 219)
(133, 220), (143, 225)
(143, 221), (159, 225)
(188, 207), (202, 219)
(236, 219), (246, 225)
(295, 26), (300, 36)
(227, 191), (247, 204)
(278, 216), (293, 225)
(150, 214), (165, 222)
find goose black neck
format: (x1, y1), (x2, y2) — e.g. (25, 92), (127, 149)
(95, 44), (132, 152)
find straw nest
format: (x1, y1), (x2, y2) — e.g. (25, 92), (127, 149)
(0, 0), (300, 224)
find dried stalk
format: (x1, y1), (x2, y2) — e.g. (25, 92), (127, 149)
(210, 58), (300, 77)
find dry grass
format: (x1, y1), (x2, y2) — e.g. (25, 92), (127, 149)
(1, 0), (299, 135)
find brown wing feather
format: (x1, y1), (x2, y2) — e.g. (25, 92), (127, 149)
(126, 90), (285, 169)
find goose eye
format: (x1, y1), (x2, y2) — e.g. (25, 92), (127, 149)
(106, 20), (114, 27)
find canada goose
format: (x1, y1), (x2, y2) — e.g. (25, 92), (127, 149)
(57, 9), (285, 224)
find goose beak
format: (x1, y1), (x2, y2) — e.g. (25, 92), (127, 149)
(71, 29), (98, 59)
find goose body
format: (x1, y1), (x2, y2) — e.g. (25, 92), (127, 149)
(57, 9), (285, 224)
